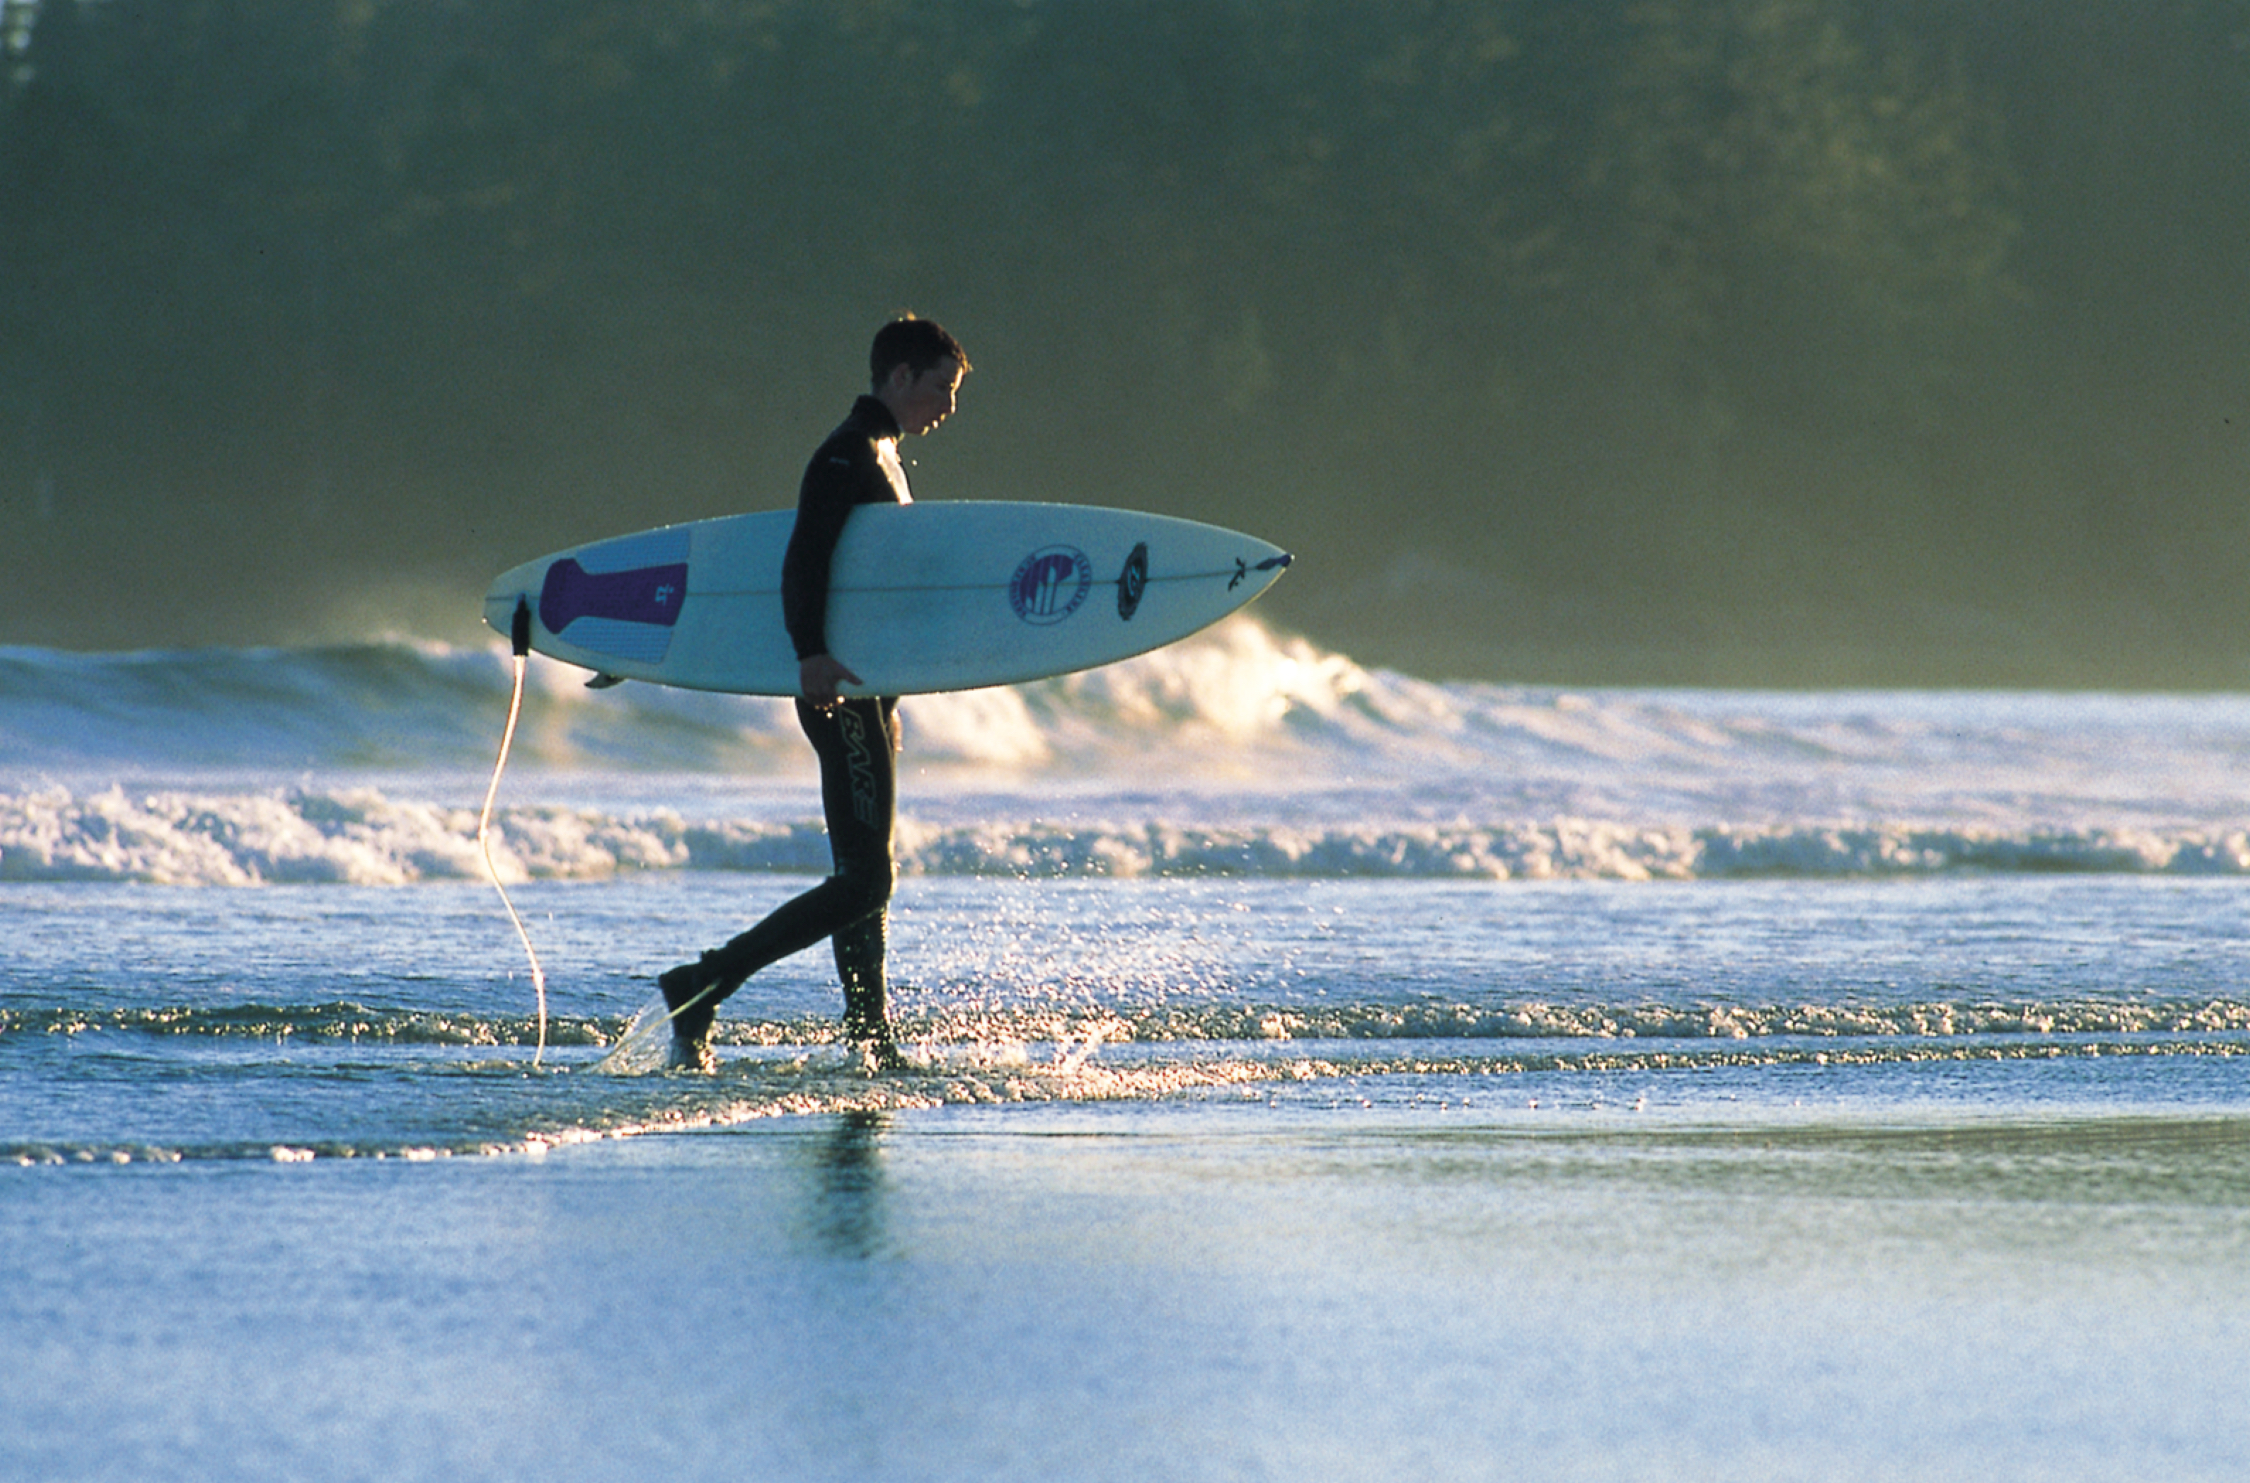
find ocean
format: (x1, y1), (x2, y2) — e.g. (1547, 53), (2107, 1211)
(5, 617), (2248, 1481)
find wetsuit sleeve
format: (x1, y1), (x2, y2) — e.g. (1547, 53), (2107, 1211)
(781, 439), (860, 661)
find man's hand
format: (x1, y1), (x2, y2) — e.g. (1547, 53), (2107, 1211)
(800, 653), (863, 705)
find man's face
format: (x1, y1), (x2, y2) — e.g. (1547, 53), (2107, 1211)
(882, 356), (964, 437)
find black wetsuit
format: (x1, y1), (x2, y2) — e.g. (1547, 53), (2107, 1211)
(670, 396), (907, 1044)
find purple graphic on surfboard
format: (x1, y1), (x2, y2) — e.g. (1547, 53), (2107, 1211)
(537, 528), (691, 663)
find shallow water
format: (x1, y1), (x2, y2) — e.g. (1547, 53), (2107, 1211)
(7, 630), (2250, 1477)
(6, 872), (2247, 1163)
(8, 1089), (2247, 1482)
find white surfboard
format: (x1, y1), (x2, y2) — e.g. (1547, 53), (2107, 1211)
(482, 501), (1292, 696)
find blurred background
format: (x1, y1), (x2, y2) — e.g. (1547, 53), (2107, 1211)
(4, 0), (2247, 686)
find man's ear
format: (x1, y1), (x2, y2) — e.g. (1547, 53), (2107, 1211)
(881, 361), (916, 396)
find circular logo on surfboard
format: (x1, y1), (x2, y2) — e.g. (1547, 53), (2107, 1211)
(1010, 545), (1094, 625)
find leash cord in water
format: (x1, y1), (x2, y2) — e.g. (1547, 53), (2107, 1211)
(479, 599), (548, 1065)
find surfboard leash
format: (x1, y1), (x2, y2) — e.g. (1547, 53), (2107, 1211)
(477, 597), (550, 1066)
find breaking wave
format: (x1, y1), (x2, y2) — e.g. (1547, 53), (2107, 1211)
(10, 619), (2250, 885)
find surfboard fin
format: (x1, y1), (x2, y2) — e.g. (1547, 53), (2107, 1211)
(586, 672), (628, 690)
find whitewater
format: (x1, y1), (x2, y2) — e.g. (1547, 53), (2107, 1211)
(9, 617), (2250, 887)
(6, 617), (2249, 1482)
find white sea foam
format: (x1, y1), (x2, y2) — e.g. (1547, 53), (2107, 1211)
(6, 782), (2250, 886)
(7, 619), (2250, 884)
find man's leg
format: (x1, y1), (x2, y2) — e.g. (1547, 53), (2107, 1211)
(659, 696), (897, 1064)
(834, 910), (893, 1039)
(828, 697), (905, 1064)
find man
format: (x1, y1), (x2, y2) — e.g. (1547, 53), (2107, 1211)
(657, 315), (969, 1071)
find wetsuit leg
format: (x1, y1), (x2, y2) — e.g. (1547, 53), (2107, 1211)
(668, 696), (895, 1044)
(831, 697), (899, 1041)
(834, 908), (889, 1039)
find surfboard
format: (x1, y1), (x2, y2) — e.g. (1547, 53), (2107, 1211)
(482, 502), (1292, 696)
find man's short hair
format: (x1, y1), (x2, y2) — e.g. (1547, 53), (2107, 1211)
(871, 315), (969, 390)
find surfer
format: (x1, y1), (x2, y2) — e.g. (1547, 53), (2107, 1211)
(656, 316), (969, 1071)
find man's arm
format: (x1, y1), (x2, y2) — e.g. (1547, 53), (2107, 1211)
(781, 449), (855, 661)
(782, 430), (872, 701)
